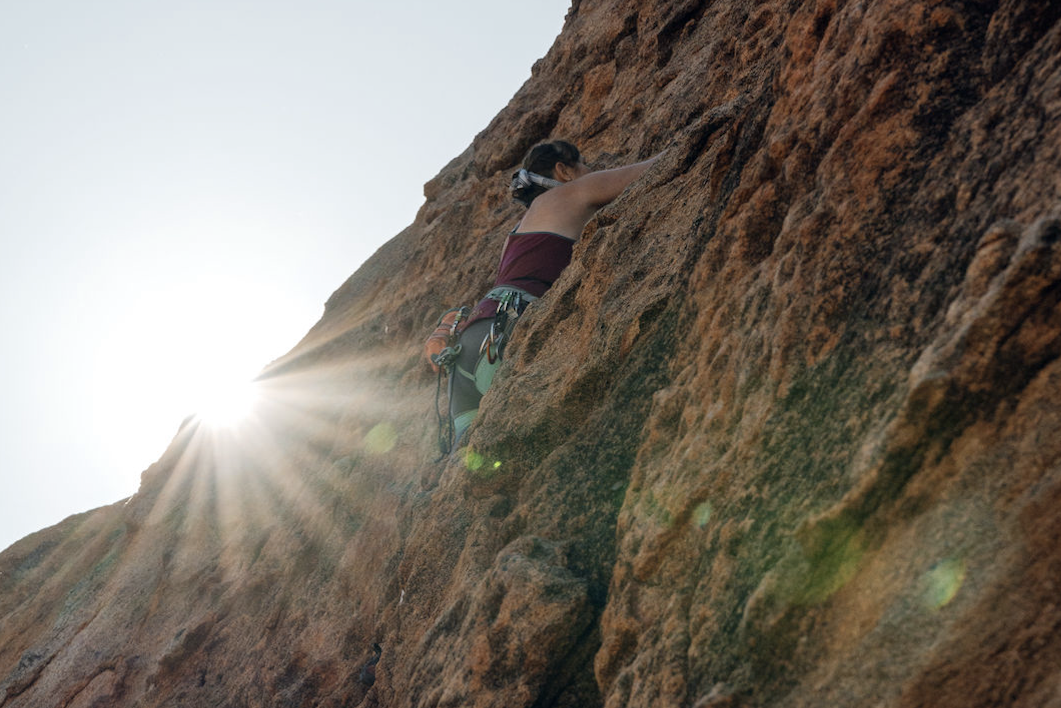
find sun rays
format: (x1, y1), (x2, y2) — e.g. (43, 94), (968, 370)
(131, 343), (423, 584)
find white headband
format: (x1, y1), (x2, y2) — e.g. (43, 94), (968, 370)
(511, 168), (562, 192)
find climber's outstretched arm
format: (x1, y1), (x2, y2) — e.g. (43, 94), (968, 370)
(569, 155), (662, 209)
(518, 153), (662, 239)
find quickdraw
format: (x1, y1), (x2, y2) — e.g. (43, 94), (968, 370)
(480, 289), (526, 364)
(429, 306), (470, 458)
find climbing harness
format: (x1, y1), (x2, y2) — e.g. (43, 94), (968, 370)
(471, 286), (535, 399)
(427, 286), (537, 458)
(481, 286), (533, 364)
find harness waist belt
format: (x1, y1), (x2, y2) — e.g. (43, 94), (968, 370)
(484, 285), (537, 303)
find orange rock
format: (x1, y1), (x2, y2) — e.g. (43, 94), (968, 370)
(3, 2), (1061, 707)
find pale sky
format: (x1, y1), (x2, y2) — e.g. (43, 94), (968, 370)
(0, 0), (570, 552)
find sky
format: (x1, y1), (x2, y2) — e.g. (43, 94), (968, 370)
(0, 0), (570, 553)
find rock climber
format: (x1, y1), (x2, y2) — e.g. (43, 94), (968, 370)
(426, 140), (661, 453)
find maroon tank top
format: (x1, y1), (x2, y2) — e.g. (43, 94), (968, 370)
(468, 231), (575, 324)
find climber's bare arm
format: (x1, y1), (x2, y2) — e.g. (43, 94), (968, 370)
(518, 154), (662, 238)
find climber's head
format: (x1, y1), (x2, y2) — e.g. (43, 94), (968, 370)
(511, 140), (589, 206)
(524, 140), (585, 180)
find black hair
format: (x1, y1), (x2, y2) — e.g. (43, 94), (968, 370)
(511, 140), (582, 206)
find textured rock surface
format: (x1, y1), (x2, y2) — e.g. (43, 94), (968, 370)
(3, 1), (1061, 706)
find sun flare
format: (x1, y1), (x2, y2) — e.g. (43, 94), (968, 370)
(193, 377), (261, 429)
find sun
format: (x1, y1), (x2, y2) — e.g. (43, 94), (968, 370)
(193, 377), (261, 429)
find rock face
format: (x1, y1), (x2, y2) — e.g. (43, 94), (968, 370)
(3, 1), (1061, 706)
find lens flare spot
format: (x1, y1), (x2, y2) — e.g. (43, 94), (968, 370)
(364, 423), (397, 454)
(923, 557), (967, 610)
(464, 449), (485, 471)
(798, 520), (865, 604)
(693, 501), (713, 528)
(462, 450), (504, 479)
